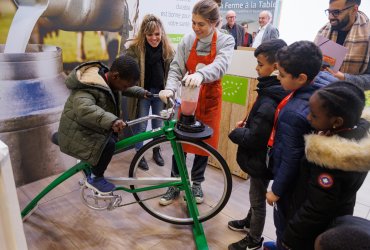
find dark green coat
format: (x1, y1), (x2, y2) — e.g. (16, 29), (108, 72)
(58, 61), (145, 165)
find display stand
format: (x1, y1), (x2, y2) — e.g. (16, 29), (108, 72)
(214, 49), (258, 179)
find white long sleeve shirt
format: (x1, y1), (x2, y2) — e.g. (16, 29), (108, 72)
(165, 29), (235, 93)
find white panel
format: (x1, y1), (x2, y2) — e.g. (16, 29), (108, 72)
(279, 0), (370, 45)
(0, 141), (28, 250)
(226, 50), (258, 78)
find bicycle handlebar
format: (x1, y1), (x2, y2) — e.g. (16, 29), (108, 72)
(124, 95), (177, 127)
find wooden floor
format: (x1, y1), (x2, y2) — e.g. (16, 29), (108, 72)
(17, 148), (370, 250)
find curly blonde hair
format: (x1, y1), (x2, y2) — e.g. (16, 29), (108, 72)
(130, 14), (174, 60)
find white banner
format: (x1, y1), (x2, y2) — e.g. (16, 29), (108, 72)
(127, 0), (197, 44)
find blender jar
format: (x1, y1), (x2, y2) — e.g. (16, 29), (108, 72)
(180, 85), (200, 116)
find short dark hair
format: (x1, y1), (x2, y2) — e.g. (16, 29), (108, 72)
(329, 0), (361, 5)
(276, 41), (322, 82)
(315, 81), (365, 128)
(241, 22), (248, 27)
(318, 225), (369, 249)
(350, 0), (361, 4)
(254, 39), (287, 64)
(110, 55), (140, 82)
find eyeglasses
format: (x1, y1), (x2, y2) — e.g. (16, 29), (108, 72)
(324, 5), (355, 17)
(226, 16), (236, 19)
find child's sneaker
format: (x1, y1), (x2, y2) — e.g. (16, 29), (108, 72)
(228, 233), (263, 250)
(86, 176), (115, 193)
(159, 186), (180, 205)
(263, 241), (277, 250)
(228, 216), (251, 232)
(191, 183), (204, 204)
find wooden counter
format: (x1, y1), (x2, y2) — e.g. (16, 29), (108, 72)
(212, 49), (258, 179)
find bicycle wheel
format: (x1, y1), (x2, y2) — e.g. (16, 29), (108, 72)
(128, 136), (232, 225)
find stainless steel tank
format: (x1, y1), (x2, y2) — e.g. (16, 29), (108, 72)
(15, 0), (125, 31)
(0, 44), (75, 186)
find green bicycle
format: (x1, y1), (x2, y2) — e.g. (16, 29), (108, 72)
(21, 96), (232, 249)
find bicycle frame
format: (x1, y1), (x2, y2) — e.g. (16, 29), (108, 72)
(21, 112), (209, 249)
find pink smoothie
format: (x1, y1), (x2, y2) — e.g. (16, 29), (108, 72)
(181, 101), (198, 115)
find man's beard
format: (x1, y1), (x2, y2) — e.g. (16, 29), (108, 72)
(331, 15), (350, 30)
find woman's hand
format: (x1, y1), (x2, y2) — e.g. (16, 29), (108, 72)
(159, 90), (173, 104)
(266, 191), (280, 206)
(183, 73), (203, 87)
(112, 119), (126, 133)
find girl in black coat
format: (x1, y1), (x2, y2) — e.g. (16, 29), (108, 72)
(282, 81), (370, 250)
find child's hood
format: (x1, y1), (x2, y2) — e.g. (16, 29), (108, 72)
(257, 76), (289, 103)
(65, 61), (110, 90)
(304, 107), (370, 172)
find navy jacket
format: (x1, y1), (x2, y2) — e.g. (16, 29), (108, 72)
(269, 71), (337, 197)
(229, 76), (288, 178)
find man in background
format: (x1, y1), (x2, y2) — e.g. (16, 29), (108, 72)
(316, 0), (370, 90)
(241, 22), (253, 47)
(252, 10), (279, 48)
(222, 10), (244, 49)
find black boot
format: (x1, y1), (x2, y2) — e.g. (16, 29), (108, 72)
(138, 157), (149, 171)
(153, 147), (164, 166)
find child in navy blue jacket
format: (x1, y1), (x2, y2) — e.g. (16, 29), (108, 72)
(264, 41), (337, 250)
(227, 39), (289, 250)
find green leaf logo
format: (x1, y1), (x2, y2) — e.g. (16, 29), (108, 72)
(222, 75), (249, 105)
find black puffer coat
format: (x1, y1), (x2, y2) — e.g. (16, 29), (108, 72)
(282, 112), (370, 250)
(228, 76), (288, 178)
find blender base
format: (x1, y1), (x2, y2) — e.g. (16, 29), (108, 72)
(174, 124), (213, 140)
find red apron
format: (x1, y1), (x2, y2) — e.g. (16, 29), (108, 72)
(180, 32), (222, 156)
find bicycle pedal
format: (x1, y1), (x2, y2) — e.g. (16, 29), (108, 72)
(86, 186), (115, 198)
(107, 195), (122, 211)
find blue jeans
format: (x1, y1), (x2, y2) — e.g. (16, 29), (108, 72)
(134, 88), (164, 151)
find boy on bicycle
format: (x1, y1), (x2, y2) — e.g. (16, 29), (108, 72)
(58, 55), (147, 193)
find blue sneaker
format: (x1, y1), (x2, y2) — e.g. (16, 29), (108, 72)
(263, 241), (277, 250)
(86, 176), (115, 193)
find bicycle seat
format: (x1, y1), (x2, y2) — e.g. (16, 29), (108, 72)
(51, 132), (59, 145)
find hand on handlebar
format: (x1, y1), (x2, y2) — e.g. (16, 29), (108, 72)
(159, 89), (173, 104)
(144, 90), (153, 99)
(112, 119), (126, 133)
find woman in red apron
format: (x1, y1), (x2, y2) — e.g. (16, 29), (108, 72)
(158, 0), (235, 205)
